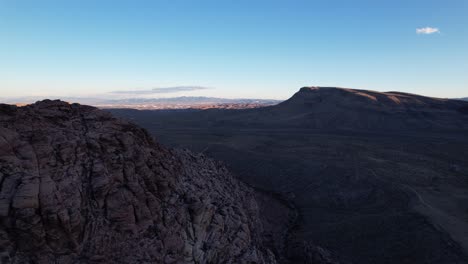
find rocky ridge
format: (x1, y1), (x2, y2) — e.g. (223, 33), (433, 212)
(0, 100), (336, 263)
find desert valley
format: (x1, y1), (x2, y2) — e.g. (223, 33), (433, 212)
(1, 86), (467, 263)
(108, 86), (468, 263)
(2, 1), (467, 263)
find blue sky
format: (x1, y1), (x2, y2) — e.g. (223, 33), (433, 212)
(1, 0), (467, 99)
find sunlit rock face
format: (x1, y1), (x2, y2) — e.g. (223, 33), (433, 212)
(0, 100), (300, 263)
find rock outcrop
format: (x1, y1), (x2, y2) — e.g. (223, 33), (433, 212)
(0, 100), (301, 263)
(270, 86), (468, 130)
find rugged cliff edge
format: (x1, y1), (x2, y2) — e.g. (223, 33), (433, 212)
(0, 100), (339, 263)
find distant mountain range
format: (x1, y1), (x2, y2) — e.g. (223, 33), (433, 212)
(2, 94), (465, 110)
(94, 96), (282, 109)
(0, 96), (282, 109)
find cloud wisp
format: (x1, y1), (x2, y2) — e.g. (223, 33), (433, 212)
(111, 86), (210, 95)
(416, 27), (440, 35)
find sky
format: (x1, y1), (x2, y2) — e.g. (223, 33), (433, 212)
(1, 0), (467, 100)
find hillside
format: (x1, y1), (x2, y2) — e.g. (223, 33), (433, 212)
(110, 87), (468, 132)
(0, 100), (341, 263)
(267, 87), (468, 129)
(109, 87), (468, 264)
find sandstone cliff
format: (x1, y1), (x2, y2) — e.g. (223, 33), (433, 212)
(0, 100), (298, 263)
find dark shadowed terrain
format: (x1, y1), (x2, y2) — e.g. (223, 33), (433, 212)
(110, 87), (468, 264)
(1, 100), (347, 263)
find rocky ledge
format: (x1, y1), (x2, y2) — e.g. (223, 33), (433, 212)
(0, 100), (338, 263)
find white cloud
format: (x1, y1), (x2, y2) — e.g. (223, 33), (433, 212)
(416, 27), (440, 34)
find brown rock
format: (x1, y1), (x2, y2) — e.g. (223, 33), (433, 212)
(0, 100), (296, 263)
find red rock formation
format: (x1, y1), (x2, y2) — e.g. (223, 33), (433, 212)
(0, 100), (291, 263)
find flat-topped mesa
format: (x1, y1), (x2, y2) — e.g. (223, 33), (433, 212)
(286, 86), (466, 110)
(259, 86), (468, 130)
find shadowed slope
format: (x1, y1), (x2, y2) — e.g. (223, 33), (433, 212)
(110, 87), (468, 132)
(1, 100), (340, 263)
(107, 87), (468, 264)
(261, 87), (468, 130)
